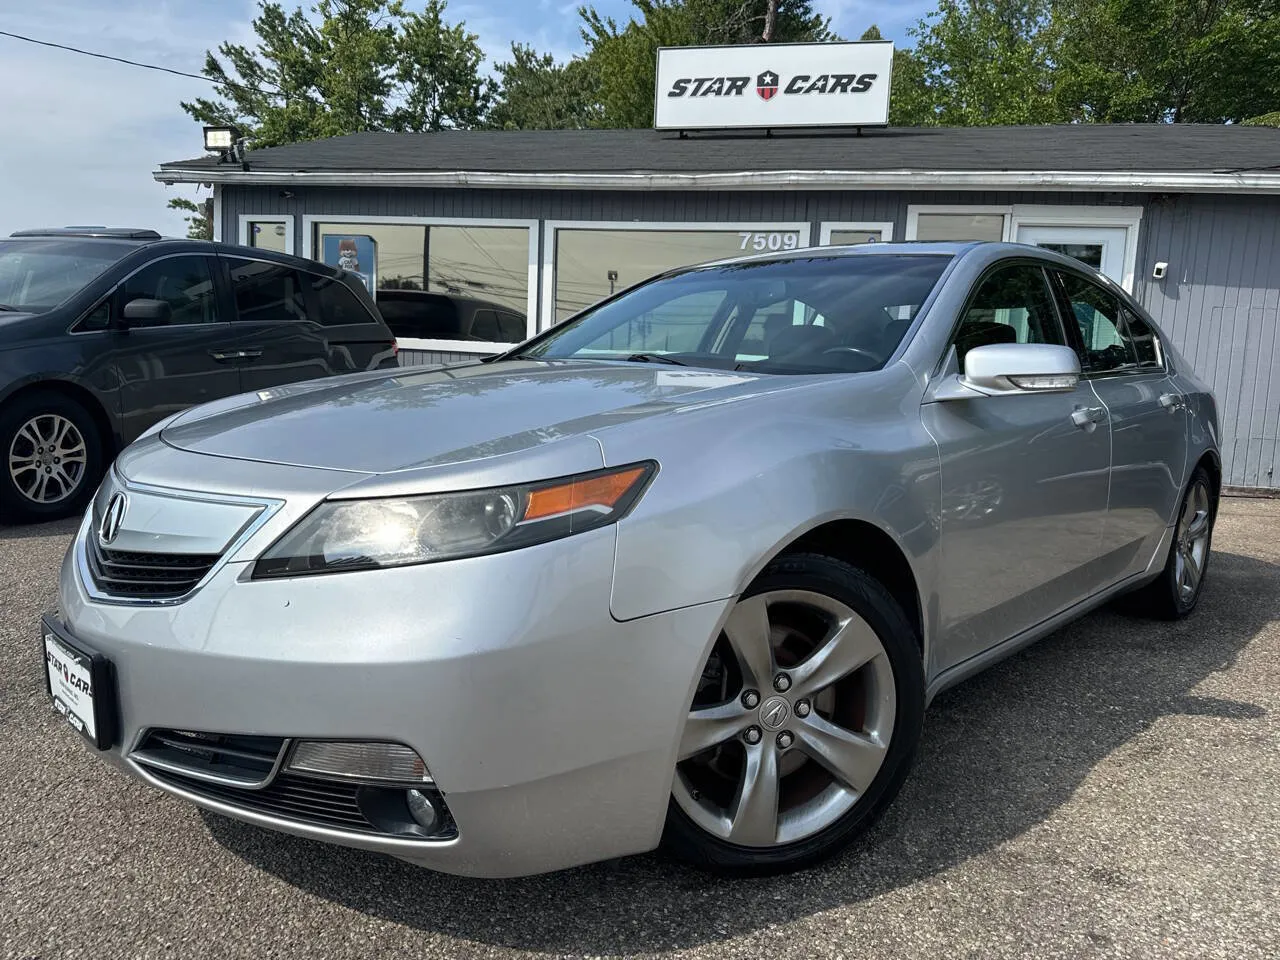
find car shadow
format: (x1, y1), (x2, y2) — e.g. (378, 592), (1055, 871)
(0, 516), (81, 541)
(202, 549), (1273, 954)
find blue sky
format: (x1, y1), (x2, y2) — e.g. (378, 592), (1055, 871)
(0, 0), (932, 237)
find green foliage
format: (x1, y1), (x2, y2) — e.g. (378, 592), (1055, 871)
(1051, 0), (1280, 122)
(181, 0), (490, 146)
(488, 45), (603, 130)
(892, 0), (1061, 126)
(166, 198), (212, 240)
(579, 0), (835, 128)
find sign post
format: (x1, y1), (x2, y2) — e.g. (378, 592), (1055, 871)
(654, 41), (893, 132)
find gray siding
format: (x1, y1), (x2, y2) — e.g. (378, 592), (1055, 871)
(1135, 195), (1280, 488)
(223, 184), (1279, 488)
(398, 349), (482, 367)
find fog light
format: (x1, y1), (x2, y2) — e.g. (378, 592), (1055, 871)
(405, 789), (439, 831)
(287, 740), (432, 784)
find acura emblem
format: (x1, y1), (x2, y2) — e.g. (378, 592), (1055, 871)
(99, 492), (127, 545)
(759, 696), (790, 730)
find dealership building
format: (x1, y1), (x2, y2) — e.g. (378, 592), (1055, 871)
(155, 57), (1280, 489)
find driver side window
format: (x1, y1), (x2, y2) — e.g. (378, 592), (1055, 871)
(953, 263), (1066, 370)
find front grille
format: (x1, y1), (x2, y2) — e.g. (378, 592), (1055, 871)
(86, 540), (220, 600)
(132, 729), (286, 787)
(147, 767), (381, 834)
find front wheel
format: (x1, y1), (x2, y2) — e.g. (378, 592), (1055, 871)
(0, 391), (104, 524)
(663, 553), (924, 875)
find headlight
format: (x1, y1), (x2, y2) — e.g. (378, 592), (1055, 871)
(252, 461), (656, 579)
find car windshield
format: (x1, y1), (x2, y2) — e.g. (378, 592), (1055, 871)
(514, 254), (952, 374)
(0, 239), (134, 313)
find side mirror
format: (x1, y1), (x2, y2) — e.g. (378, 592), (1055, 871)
(121, 297), (171, 326)
(934, 343), (1081, 399)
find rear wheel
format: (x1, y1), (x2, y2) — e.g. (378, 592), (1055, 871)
(0, 391), (104, 524)
(1122, 465), (1215, 620)
(663, 553), (924, 875)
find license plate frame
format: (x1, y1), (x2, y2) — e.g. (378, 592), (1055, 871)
(41, 617), (118, 751)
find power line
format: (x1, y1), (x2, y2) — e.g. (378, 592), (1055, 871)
(0, 29), (287, 99)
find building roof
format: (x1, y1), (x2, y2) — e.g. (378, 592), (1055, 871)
(155, 125), (1280, 194)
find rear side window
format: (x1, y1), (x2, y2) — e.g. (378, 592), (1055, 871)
(117, 255), (219, 327)
(310, 274), (377, 327)
(227, 258), (307, 323)
(1056, 272), (1139, 374)
(1121, 306), (1164, 369)
(953, 264), (1065, 369)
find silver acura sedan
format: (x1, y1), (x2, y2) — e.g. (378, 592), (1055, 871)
(41, 242), (1219, 878)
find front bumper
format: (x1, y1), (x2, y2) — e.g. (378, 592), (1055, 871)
(58, 516), (730, 877)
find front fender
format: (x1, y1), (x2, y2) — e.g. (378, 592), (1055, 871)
(598, 367), (940, 626)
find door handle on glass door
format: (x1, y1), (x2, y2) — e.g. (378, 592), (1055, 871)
(1071, 406), (1106, 429)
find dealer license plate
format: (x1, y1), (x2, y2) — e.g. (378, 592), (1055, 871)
(42, 619), (115, 750)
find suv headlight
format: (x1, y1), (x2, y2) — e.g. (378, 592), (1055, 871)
(252, 462), (656, 579)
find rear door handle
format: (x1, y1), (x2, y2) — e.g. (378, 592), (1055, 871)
(1159, 393), (1185, 412)
(1071, 406), (1106, 429)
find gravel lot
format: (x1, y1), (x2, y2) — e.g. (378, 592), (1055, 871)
(2, 499), (1277, 960)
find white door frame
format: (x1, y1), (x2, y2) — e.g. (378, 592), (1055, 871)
(1010, 205), (1144, 292)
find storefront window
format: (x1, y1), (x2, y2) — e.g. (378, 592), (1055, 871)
(826, 229), (885, 245)
(311, 221), (531, 343)
(552, 226), (805, 324)
(247, 221), (289, 253)
(912, 213), (1006, 242)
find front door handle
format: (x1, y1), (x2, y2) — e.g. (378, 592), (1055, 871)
(1071, 406), (1106, 429)
(1159, 392), (1185, 412)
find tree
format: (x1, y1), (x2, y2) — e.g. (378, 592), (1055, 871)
(488, 44), (602, 130)
(166, 198), (213, 240)
(180, 0), (490, 147)
(580, 0), (835, 128)
(1051, 0), (1280, 122)
(896, 0), (1061, 126)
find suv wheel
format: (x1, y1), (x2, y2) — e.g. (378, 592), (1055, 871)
(663, 553), (925, 875)
(0, 391), (104, 524)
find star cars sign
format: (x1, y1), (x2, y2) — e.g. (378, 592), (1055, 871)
(654, 41), (894, 130)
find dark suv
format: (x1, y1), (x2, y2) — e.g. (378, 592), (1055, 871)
(0, 228), (397, 523)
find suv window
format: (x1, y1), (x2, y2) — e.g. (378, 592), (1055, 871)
(471, 309), (501, 342)
(953, 264), (1065, 369)
(228, 258), (307, 323)
(116, 255), (219, 327)
(310, 274), (376, 326)
(1056, 272), (1139, 374)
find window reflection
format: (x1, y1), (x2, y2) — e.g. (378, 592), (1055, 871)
(312, 222), (530, 343)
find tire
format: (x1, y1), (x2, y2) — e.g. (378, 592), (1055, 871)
(662, 553), (925, 875)
(0, 391), (105, 524)
(1120, 465), (1216, 620)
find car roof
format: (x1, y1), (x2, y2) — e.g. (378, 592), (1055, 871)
(10, 227), (165, 240)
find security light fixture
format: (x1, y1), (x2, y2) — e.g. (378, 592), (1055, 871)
(203, 126), (238, 152)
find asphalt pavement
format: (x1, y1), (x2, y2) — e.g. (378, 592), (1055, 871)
(2, 500), (1277, 960)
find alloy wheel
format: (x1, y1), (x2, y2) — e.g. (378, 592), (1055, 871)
(1174, 479), (1211, 604)
(7, 414), (88, 505)
(673, 589), (897, 848)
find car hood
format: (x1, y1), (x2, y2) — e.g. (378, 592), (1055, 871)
(161, 360), (789, 474)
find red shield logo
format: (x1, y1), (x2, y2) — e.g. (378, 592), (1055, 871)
(757, 70), (779, 101)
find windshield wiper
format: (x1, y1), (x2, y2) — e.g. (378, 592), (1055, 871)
(620, 352), (689, 366)
(0, 304), (22, 312)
